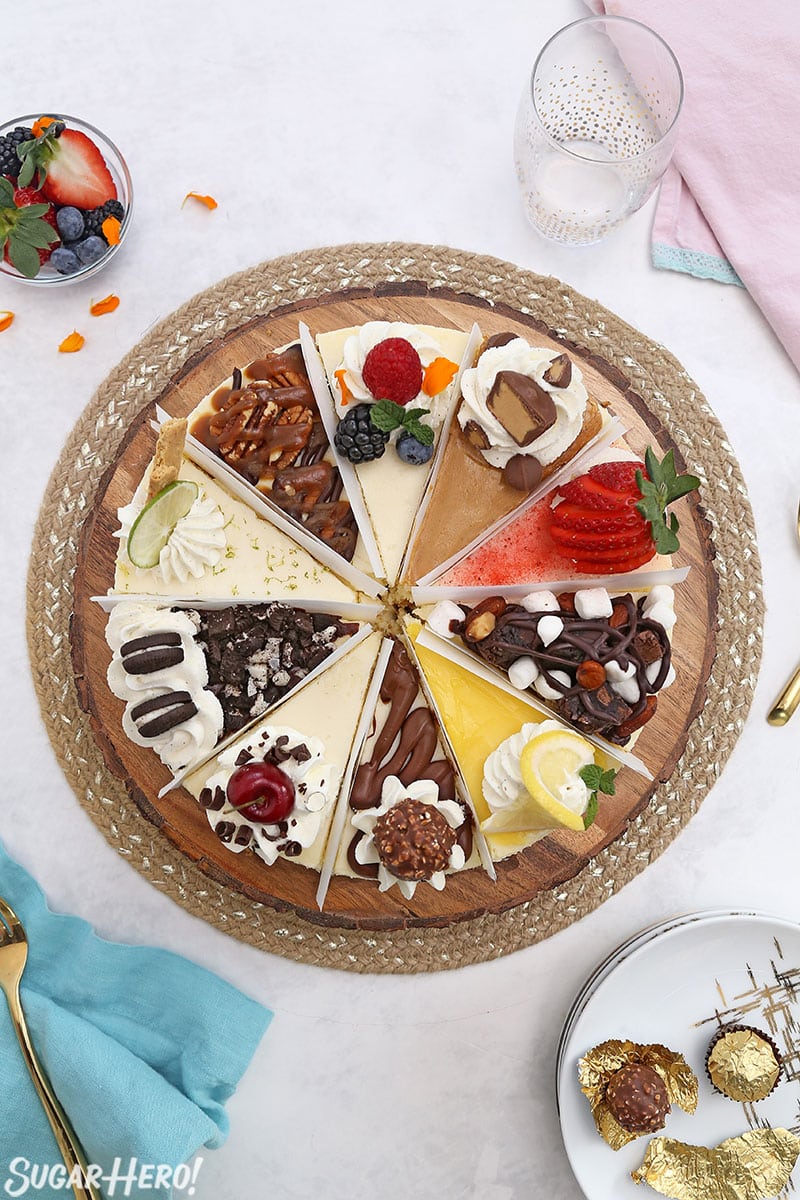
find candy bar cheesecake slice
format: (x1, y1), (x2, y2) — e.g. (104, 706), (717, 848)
(406, 621), (613, 862)
(186, 341), (363, 569)
(102, 598), (369, 776)
(423, 585), (677, 751)
(330, 638), (479, 898)
(183, 630), (382, 872)
(404, 334), (607, 584)
(112, 421), (357, 603)
(314, 321), (471, 581)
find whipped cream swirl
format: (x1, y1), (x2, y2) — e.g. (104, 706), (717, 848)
(458, 338), (588, 469)
(482, 720), (589, 818)
(203, 725), (332, 866)
(116, 488), (227, 585)
(351, 775), (466, 899)
(333, 321), (457, 426)
(105, 601), (223, 773)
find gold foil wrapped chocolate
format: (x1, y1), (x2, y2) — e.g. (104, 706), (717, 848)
(577, 1039), (698, 1150)
(631, 1129), (800, 1199)
(706, 1027), (782, 1102)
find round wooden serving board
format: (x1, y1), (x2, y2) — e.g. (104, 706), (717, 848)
(71, 283), (717, 932)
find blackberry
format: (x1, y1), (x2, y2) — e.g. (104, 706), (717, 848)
(334, 403), (390, 464)
(82, 198), (125, 239)
(0, 126), (34, 178)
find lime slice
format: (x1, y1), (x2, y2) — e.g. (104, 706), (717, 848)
(127, 480), (199, 569)
(481, 729), (594, 835)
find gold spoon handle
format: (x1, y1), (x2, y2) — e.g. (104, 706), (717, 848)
(6, 982), (102, 1200)
(767, 663), (800, 726)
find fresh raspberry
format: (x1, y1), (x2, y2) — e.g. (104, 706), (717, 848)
(587, 460), (645, 492)
(362, 337), (423, 405)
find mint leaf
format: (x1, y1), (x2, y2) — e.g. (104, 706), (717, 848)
(404, 407), (431, 422)
(583, 793), (598, 830)
(579, 764), (617, 829)
(635, 448), (700, 556)
(598, 768), (617, 796)
(406, 420), (434, 447)
(579, 764), (605, 792)
(369, 400), (406, 433)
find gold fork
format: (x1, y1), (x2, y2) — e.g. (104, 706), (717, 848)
(0, 896), (102, 1200)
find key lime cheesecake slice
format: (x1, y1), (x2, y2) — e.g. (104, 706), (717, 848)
(183, 630), (382, 872)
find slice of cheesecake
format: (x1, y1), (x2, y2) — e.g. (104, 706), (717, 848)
(183, 630), (382, 873)
(314, 321), (471, 582)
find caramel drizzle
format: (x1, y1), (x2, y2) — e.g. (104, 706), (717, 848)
(347, 642), (473, 879)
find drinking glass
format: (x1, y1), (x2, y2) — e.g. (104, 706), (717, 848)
(514, 16), (683, 245)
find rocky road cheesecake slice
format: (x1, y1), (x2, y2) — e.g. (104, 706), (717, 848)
(183, 630), (382, 872)
(332, 638), (477, 897)
(315, 321), (470, 582)
(103, 599), (365, 775)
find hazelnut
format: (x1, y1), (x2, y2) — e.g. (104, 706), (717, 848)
(577, 659), (606, 689)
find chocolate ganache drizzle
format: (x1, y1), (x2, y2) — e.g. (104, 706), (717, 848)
(190, 344), (357, 560)
(347, 641), (473, 877)
(460, 594), (671, 744)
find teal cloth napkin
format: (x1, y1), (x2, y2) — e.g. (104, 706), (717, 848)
(0, 843), (272, 1199)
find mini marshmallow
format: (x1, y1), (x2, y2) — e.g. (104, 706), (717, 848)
(508, 656), (539, 690)
(537, 615), (564, 646)
(427, 601), (464, 639)
(643, 600), (677, 632)
(606, 659), (640, 704)
(612, 677), (641, 705)
(644, 585), (674, 610)
(605, 659), (635, 684)
(662, 664), (676, 689)
(645, 659), (663, 686)
(534, 669), (571, 700)
(574, 588), (613, 620)
(522, 590), (559, 613)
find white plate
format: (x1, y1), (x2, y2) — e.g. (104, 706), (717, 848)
(557, 911), (800, 1200)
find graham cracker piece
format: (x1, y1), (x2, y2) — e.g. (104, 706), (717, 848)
(147, 418), (187, 501)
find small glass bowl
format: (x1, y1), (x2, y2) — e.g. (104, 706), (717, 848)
(0, 113), (133, 286)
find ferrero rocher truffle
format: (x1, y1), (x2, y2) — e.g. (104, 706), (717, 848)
(577, 1038), (698, 1150)
(605, 1062), (669, 1133)
(372, 798), (456, 882)
(706, 1025), (782, 1103)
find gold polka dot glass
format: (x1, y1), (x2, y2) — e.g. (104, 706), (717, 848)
(514, 16), (683, 245)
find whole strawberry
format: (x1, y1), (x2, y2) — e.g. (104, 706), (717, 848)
(0, 178), (60, 277)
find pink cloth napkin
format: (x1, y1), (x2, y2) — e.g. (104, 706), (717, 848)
(587, 0), (800, 370)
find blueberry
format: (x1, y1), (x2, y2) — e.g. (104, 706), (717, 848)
(396, 430), (434, 466)
(75, 235), (107, 265)
(50, 247), (81, 275)
(55, 206), (85, 242)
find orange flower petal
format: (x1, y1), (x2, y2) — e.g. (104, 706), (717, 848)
(422, 357), (459, 397)
(90, 294), (120, 316)
(0, 311), (14, 333)
(334, 369), (353, 407)
(59, 331), (85, 353)
(182, 192), (218, 210)
(101, 216), (121, 245)
(32, 116), (57, 137)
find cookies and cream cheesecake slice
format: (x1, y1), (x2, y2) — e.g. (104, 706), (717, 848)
(112, 421), (357, 603)
(405, 620), (614, 862)
(330, 637), (479, 898)
(312, 321), (472, 582)
(403, 334), (609, 585)
(183, 629), (382, 873)
(101, 597), (370, 776)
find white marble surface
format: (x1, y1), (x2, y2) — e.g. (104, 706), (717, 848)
(2, 2), (799, 1198)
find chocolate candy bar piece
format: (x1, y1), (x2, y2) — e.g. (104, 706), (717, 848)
(486, 370), (556, 447)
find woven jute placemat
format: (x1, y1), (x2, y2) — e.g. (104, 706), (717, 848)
(25, 242), (763, 973)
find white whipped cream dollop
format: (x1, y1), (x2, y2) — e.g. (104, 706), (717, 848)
(333, 321), (458, 426)
(105, 601), (223, 773)
(482, 719), (589, 817)
(203, 724), (331, 866)
(116, 487), (227, 585)
(351, 775), (466, 900)
(458, 338), (588, 469)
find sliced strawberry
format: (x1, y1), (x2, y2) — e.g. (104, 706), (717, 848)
(550, 501), (643, 533)
(559, 476), (639, 511)
(572, 542), (657, 570)
(549, 525), (653, 552)
(587, 461), (645, 492)
(41, 129), (116, 209)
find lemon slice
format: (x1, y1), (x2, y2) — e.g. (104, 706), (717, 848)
(127, 480), (199, 569)
(481, 729), (594, 835)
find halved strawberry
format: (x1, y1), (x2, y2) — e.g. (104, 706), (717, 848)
(41, 129), (116, 209)
(587, 461), (645, 492)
